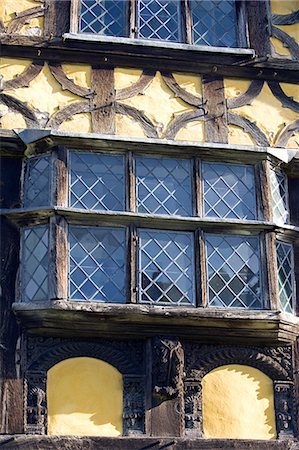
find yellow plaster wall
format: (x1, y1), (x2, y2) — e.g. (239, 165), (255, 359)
(224, 78), (299, 147)
(0, 0), (44, 34)
(202, 365), (276, 440)
(47, 357), (123, 436)
(270, 1), (299, 57)
(62, 64), (92, 89)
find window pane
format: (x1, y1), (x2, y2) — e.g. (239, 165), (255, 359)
(202, 162), (256, 220)
(276, 241), (294, 314)
(24, 156), (51, 208)
(69, 226), (126, 302)
(136, 156), (192, 216)
(191, 0), (238, 47)
(138, 229), (195, 306)
(138, 0), (181, 42)
(206, 234), (262, 309)
(79, 0), (129, 36)
(270, 169), (289, 224)
(23, 226), (49, 302)
(70, 152), (125, 211)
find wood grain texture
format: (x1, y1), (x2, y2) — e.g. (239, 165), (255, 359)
(202, 75), (228, 144)
(227, 112), (269, 147)
(256, 160), (272, 222)
(49, 63), (92, 98)
(161, 72), (203, 107)
(6, 6), (45, 34)
(246, 1), (271, 57)
(115, 70), (155, 100)
(275, 119), (299, 148)
(44, 0), (71, 38)
(49, 215), (68, 300)
(91, 67), (115, 134)
(271, 26), (299, 61)
(46, 100), (90, 129)
(268, 82), (299, 112)
(2, 62), (44, 91)
(115, 103), (158, 138)
(264, 232), (279, 310)
(164, 110), (205, 140)
(272, 10), (299, 26)
(226, 80), (264, 109)
(0, 93), (39, 128)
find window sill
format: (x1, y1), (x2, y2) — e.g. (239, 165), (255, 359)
(13, 300), (299, 344)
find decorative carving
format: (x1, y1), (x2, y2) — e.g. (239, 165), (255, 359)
(2, 62), (44, 91)
(123, 376), (145, 435)
(49, 63), (93, 98)
(115, 70), (155, 100)
(226, 80), (264, 109)
(46, 100), (91, 129)
(275, 119), (299, 147)
(6, 6), (46, 34)
(271, 26), (299, 60)
(227, 111), (269, 146)
(164, 110), (206, 140)
(25, 372), (47, 434)
(115, 102), (158, 138)
(268, 81), (299, 112)
(152, 337), (184, 402)
(184, 381), (202, 435)
(161, 72), (204, 107)
(274, 381), (295, 438)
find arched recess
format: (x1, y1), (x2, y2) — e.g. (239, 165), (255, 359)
(47, 357), (123, 436)
(202, 364), (276, 440)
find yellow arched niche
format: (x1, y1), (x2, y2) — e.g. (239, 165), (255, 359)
(47, 357), (123, 436)
(202, 365), (276, 440)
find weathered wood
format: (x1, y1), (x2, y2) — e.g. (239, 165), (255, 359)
(264, 232), (279, 310)
(52, 147), (68, 207)
(227, 112), (269, 147)
(256, 160), (272, 222)
(268, 82), (299, 112)
(164, 110), (205, 140)
(272, 10), (299, 26)
(49, 215), (68, 300)
(44, 0), (71, 38)
(49, 63), (92, 97)
(6, 6), (45, 34)
(0, 218), (23, 434)
(69, 0), (80, 33)
(91, 67), (115, 134)
(115, 70), (155, 100)
(128, 225), (137, 304)
(2, 62), (44, 91)
(226, 80), (264, 109)
(0, 93), (39, 128)
(276, 120), (299, 148)
(288, 178), (299, 227)
(295, 338), (299, 436)
(198, 231), (207, 307)
(246, 1), (271, 57)
(202, 75), (228, 144)
(161, 72), (203, 107)
(46, 100), (90, 129)
(115, 103), (158, 138)
(271, 26), (299, 61)
(293, 242), (299, 318)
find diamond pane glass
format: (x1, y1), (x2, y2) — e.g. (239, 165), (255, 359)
(206, 234), (262, 309)
(190, 0), (238, 47)
(202, 162), (257, 220)
(23, 226), (49, 302)
(276, 241), (294, 313)
(79, 0), (129, 36)
(138, 229), (195, 306)
(136, 156), (192, 216)
(69, 226), (126, 302)
(270, 170), (289, 224)
(24, 156), (50, 208)
(70, 152), (125, 211)
(138, 0), (181, 42)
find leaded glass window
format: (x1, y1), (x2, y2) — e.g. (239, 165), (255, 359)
(137, 0), (181, 42)
(70, 152), (125, 211)
(276, 241), (295, 314)
(206, 234), (262, 309)
(138, 229), (195, 306)
(22, 226), (49, 302)
(69, 226), (126, 302)
(202, 162), (257, 220)
(24, 156), (51, 208)
(136, 156), (192, 216)
(190, 0), (238, 47)
(79, 0), (129, 36)
(270, 169), (289, 224)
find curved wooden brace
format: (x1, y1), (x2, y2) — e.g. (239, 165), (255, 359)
(161, 72), (204, 108)
(164, 110), (205, 140)
(271, 26), (299, 60)
(275, 119), (299, 148)
(7, 6), (46, 34)
(226, 80), (264, 109)
(49, 63), (93, 98)
(0, 92), (40, 127)
(115, 70), (155, 100)
(272, 11), (299, 26)
(0, 19), (5, 33)
(46, 100), (91, 128)
(2, 61), (44, 91)
(268, 81), (299, 112)
(227, 112), (269, 147)
(115, 102), (158, 138)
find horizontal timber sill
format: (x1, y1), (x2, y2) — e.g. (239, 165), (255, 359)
(0, 435), (298, 450)
(3, 129), (299, 165)
(13, 302), (299, 344)
(0, 35), (298, 83)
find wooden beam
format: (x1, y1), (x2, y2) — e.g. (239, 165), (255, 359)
(246, 1), (271, 57)
(49, 215), (68, 301)
(90, 67), (116, 134)
(202, 75), (228, 144)
(44, 0), (71, 38)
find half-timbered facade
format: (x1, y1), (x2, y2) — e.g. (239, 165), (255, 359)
(1, 1), (299, 448)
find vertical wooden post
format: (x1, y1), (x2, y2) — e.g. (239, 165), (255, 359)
(264, 231), (279, 310)
(256, 160), (273, 222)
(49, 216), (68, 301)
(52, 146), (69, 208)
(44, 0), (71, 38)
(202, 75), (228, 144)
(91, 67), (116, 134)
(246, 1), (271, 57)
(199, 231), (208, 307)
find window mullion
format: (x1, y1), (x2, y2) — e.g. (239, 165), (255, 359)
(129, 224), (138, 303)
(52, 146), (69, 208)
(184, 0), (192, 44)
(263, 231), (278, 310)
(194, 157), (201, 217)
(256, 160), (272, 222)
(128, 151), (136, 212)
(49, 215), (68, 301)
(71, 0), (81, 33)
(198, 230), (208, 307)
(130, 0), (136, 37)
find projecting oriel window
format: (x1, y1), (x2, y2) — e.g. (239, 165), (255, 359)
(69, 226), (126, 302)
(136, 156), (192, 216)
(77, 0), (243, 48)
(138, 229), (195, 306)
(202, 162), (257, 220)
(24, 155), (51, 208)
(70, 152), (125, 211)
(206, 234), (262, 309)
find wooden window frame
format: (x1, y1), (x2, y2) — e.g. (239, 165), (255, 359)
(17, 146), (298, 313)
(70, 0), (248, 49)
